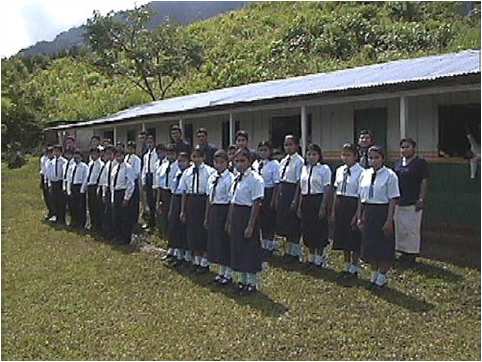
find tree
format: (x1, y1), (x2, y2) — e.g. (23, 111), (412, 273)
(85, 5), (203, 101)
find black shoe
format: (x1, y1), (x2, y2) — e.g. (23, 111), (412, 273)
(219, 276), (232, 286)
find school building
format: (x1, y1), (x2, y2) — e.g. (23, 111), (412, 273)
(46, 49), (481, 230)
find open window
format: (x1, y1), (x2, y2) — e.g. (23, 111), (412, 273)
(353, 107), (387, 150)
(270, 114), (311, 152)
(221, 120), (240, 149)
(438, 104), (480, 158)
(126, 129), (136, 143)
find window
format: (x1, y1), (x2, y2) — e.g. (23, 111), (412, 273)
(270, 114), (311, 152)
(127, 129), (136, 143)
(438, 104), (480, 158)
(222, 120), (241, 149)
(354, 108), (387, 150)
(103, 130), (114, 144)
(183, 123), (193, 146)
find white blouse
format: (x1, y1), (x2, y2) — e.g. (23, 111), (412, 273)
(230, 169), (264, 206)
(99, 160), (117, 197)
(46, 156), (67, 185)
(66, 161), (89, 195)
(359, 166), (400, 204)
(154, 159), (178, 190)
(279, 153), (304, 184)
(141, 148), (159, 184)
(109, 161), (136, 202)
(334, 163), (364, 198)
(252, 159), (280, 188)
(171, 168), (187, 195)
(124, 153), (142, 179)
(207, 169), (235, 204)
(179, 163), (215, 195)
(300, 163), (332, 195)
(87, 159), (105, 186)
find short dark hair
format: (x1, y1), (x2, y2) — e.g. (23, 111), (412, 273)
(146, 134), (154, 140)
(342, 142), (359, 157)
(171, 125), (182, 133)
(359, 129), (374, 139)
(235, 130), (249, 141)
(178, 152), (189, 160)
(139, 131), (147, 136)
(192, 145), (205, 158)
(47, 146), (54, 152)
(234, 147), (252, 162)
(89, 147), (99, 154)
(114, 146), (125, 156)
(156, 144), (166, 152)
(53, 144), (62, 151)
(165, 143), (176, 153)
(127, 141), (137, 149)
(306, 144), (323, 163)
(104, 144), (115, 153)
(227, 144), (238, 152)
(196, 128), (208, 136)
(213, 149), (229, 162)
(368, 145), (385, 159)
(400, 138), (417, 148)
(91, 135), (101, 141)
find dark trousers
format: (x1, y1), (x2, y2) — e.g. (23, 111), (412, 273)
(102, 190), (114, 239)
(144, 173), (156, 227)
(87, 185), (102, 232)
(112, 189), (134, 244)
(132, 180), (140, 226)
(70, 185), (86, 228)
(40, 175), (54, 217)
(51, 181), (66, 224)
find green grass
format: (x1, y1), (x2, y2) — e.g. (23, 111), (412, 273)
(2, 159), (480, 360)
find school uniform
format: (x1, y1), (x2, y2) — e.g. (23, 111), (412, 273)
(86, 158), (105, 232)
(167, 168), (188, 260)
(332, 163), (363, 253)
(196, 143), (218, 167)
(141, 148), (159, 227)
(125, 153), (142, 226)
(40, 155), (54, 218)
(359, 148), (371, 169)
(62, 159), (75, 223)
(46, 156), (68, 224)
(299, 163), (332, 255)
(394, 156), (429, 255)
(206, 169), (235, 268)
(179, 163), (215, 255)
(253, 159), (280, 250)
(67, 161), (89, 228)
(229, 169), (264, 276)
(110, 161), (136, 244)
(99, 160), (116, 239)
(275, 152), (304, 255)
(359, 166), (400, 264)
(154, 158), (178, 237)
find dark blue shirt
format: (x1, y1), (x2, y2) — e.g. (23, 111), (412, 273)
(394, 156), (430, 206)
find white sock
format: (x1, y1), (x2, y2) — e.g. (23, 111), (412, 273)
(348, 263), (359, 274)
(375, 272), (387, 286)
(246, 273), (257, 286)
(184, 250), (192, 262)
(193, 256), (200, 265)
(308, 254), (315, 264)
(262, 261), (268, 271)
(167, 248), (174, 256)
(223, 267), (232, 279)
(370, 271), (379, 283)
(200, 257), (209, 267)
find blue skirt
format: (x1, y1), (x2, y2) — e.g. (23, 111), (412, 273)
(360, 203), (394, 263)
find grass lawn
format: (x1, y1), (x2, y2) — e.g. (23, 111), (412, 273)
(1, 159), (480, 360)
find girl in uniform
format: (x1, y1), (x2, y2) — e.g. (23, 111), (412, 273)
(357, 146), (400, 288)
(331, 143), (363, 278)
(297, 144), (331, 267)
(226, 148), (264, 294)
(99, 145), (116, 240)
(253, 141), (280, 253)
(180, 147), (215, 273)
(205, 150), (235, 285)
(227, 144), (238, 174)
(86, 147), (105, 234)
(166, 152), (190, 266)
(273, 135), (304, 262)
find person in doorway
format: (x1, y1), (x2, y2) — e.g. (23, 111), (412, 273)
(170, 125), (192, 155)
(358, 129), (375, 169)
(195, 128), (218, 166)
(141, 134), (159, 229)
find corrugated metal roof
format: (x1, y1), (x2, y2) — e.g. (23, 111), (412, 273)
(48, 49), (480, 130)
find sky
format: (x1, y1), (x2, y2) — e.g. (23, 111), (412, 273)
(0, 0), (149, 57)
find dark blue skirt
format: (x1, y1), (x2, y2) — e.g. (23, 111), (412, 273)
(167, 194), (186, 249)
(360, 203), (394, 263)
(186, 194), (208, 253)
(275, 182), (300, 242)
(300, 193), (329, 251)
(207, 204), (230, 266)
(332, 195), (361, 252)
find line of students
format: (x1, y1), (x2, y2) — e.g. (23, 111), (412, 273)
(40, 127), (429, 293)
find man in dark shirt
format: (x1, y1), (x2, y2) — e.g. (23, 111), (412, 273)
(170, 125), (192, 155)
(358, 129), (375, 169)
(194, 128), (217, 166)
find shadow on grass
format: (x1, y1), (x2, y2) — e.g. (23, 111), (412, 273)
(167, 262), (289, 318)
(269, 255), (434, 313)
(393, 258), (464, 282)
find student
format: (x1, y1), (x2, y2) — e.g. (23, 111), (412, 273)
(273, 135), (304, 261)
(40, 145), (54, 220)
(394, 138), (429, 264)
(179, 147), (215, 273)
(110, 147), (136, 244)
(272, 148), (284, 163)
(235, 130), (255, 161)
(99, 145), (116, 239)
(62, 149), (75, 226)
(170, 125), (192, 155)
(331, 143), (364, 278)
(253, 141), (280, 253)
(227, 144), (238, 173)
(357, 145), (400, 288)
(154, 144), (178, 246)
(297, 144), (331, 267)
(166, 152), (190, 265)
(125, 142), (142, 230)
(86, 147), (105, 233)
(195, 128), (217, 166)
(141, 134), (159, 229)
(226, 148), (264, 294)
(67, 149), (89, 229)
(46, 145), (68, 225)
(358, 129), (375, 169)
(205, 150), (235, 285)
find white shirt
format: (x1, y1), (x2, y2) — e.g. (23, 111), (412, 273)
(87, 158), (105, 186)
(154, 159), (178, 190)
(179, 163), (215, 194)
(252, 159), (280, 188)
(124, 153), (142, 179)
(279, 153), (304, 184)
(110, 161), (136, 202)
(171, 168), (187, 195)
(67, 161), (89, 195)
(40, 155), (51, 182)
(141, 148), (159, 184)
(230, 169), (264, 206)
(207, 169), (235, 204)
(359, 166), (400, 204)
(62, 159), (75, 191)
(99, 160), (116, 197)
(46, 156), (67, 185)
(334, 163), (364, 198)
(300, 163), (332, 195)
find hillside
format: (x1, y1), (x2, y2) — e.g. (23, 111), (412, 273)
(17, 1), (248, 58)
(2, 1), (481, 151)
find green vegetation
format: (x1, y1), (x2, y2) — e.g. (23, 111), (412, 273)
(2, 158), (481, 360)
(1, 2), (480, 151)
